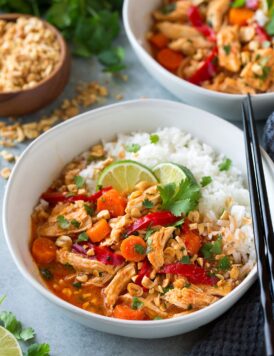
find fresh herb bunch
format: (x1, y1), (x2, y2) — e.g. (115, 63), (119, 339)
(0, 0), (125, 72)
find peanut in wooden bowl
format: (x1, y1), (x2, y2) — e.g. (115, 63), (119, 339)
(0, 13), (71, 117)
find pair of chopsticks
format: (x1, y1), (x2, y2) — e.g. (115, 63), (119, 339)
(242, 95), (274, 356)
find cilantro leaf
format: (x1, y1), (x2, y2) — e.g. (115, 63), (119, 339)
(98, 47), (126, 73)
(200, 176), (212, 187)
(84, 204), (94, 216)
(181, 256), (190, 264)
(162, 285), (174, 293)
(142, 199), (153, 209)
(77, 232), (89, 242)
(131, 297), (144, 310)
(39, 268), (53, 281)
(134, 244), (146, 255)
(71, 219), (80, 228)
(223, 44), (231, 55)
(266, 7), (274, 35)
(57, 215), (70, 229)
(74, 175), (85, 189)
(20, 327), (35, 341)
(154, 316), (163, 320)
(161, 3), (176, 13)
(231, 0), (245, 7)
(24, 343), (50, 356)
(150, 134), (159, 144)
(218, 256), (231, 271)
(0, 311), (22, 335)
(72, 281), (82, 289)
(158, 178), (201, 217)
(145, 225), (156, 240)
(125, 143), (141, 153)
(201, 236), (222, 259)
(218, 158), (232, 171)
(171, 218), (184, 227)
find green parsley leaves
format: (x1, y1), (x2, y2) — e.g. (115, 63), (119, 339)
(77, 232), (89, 242)
(200, 176), (212, 187)
(74, 175), (85, 189)
(201, 236), (222, 259)
(57, 215), (70, 229)
(218, 158), (232, 172)
(150, 134), (159, 144)
(142, 199), (153, 209)
(71, 219), (80, 228)
(223, 44), (231, 55)
(131, 297), (144, 310)
(134, 244), (146, 255)
(181, 256), (190, 264)
(218, 256), (231, 271)
(158, 178), (201, 217)
(125, 143), (141, 153)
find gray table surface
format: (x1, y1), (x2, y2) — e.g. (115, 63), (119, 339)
(0, 27), (267, 356)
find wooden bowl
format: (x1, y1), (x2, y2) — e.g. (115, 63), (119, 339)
(0, 14), (71, 117)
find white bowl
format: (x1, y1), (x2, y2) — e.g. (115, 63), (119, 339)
(3, 99), (274, 338)
(123, 0), (274, 121)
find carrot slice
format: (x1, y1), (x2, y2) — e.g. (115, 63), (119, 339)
(157, 48), (183, 71)
(32, 237), (56, 264)
(182, 231), (202, 256)
(149, 33), (169, 49)
(97, 189), (127, 218)
(113, 304), (145, 320)
(120, 235), (147, 262)
(228, 8), (254, 26)
(86, 219), (111, 243)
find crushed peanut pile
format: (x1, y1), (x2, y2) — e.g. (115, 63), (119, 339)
(0, 16), (60, 92)
(0, 81), (109, 180)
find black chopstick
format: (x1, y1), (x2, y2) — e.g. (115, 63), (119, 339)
(242, 100), (274, 356)
(246, 94), (274, 291)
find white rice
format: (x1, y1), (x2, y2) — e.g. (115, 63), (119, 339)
(80, 127), (255, 265)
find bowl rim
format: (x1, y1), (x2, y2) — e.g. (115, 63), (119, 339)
(4, 98), (270, 328)
(123, 0), (274, 100)
(0, 13), (68, 96)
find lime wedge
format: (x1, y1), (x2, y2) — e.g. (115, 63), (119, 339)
(97, 160), (158, 192)
(152, 162), (197, 185)
(0, 326), (22, 356)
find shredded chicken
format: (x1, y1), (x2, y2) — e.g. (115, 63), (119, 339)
(206, 0), (230, 31)
(157, 22), (201, 40)
(169, 36), (213, 55)
(163, 287), (218, 309)
(103, 263), (136, 310)
(38, 201), (92, 237)
(217, 26), (241, 72)
(147, 227), (175, 270)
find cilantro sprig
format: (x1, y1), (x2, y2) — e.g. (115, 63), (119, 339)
(0, 0), (125, 72)
(158, 178), (201, 217)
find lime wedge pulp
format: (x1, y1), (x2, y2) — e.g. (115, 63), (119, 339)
(0, 326), (23, 356)
(152, 162), (197, 185)
(97, 160), (158, 192)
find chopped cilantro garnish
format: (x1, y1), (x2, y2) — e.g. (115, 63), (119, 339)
(145, 225), (156, 241)
(134, 244), (146, 255)
(74, 175), (85, 189)
(150, 134), (159, 144)
(158, 178), (201, 217)
(77, 232), (89, 242)
(211, 236), (222, 254)
(218, 158), (232, 172)
(223, 44), (231, 55)
(154, 316), (163, 320)
(201, 236), (222, 259)
(218, 256), (231, 271)
(131, 297), (144, 310)
(258, 66), (271, 80)
(184, 283), (191, 288)
(171, 218), (184, 227)
(200, 176), (212, 187)
(125, 143), (141, 153)
(161, 3), (176, 14)
(72, 282), (82, 289)
(231, 0), (245, 7)
(181, 256), (191, 264)
(57, 215), (70, 229)
(71, 219), (80, 228)
(65, 192), (75, 197)
(84, 204), (94, 216)
(142, 199), (153, 209)
(39, 268), (53, 281)
(162, 285), (174, 294)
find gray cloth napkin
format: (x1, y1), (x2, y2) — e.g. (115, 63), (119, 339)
(188, 283), (264, 356)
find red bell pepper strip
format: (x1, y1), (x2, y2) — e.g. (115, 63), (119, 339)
(94, 246), (125, 266)
(255, 24), (271, 43)
(126, 211), (180, 235)
(72, 242), (124, 266)
(41, 186), (112, 204)
(187, 5), (216, 42)
(246, 0), (259, 10)
(159, 262), (218, 285)
(135, 259), (152, 291)
(188, 47), (218, 85)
